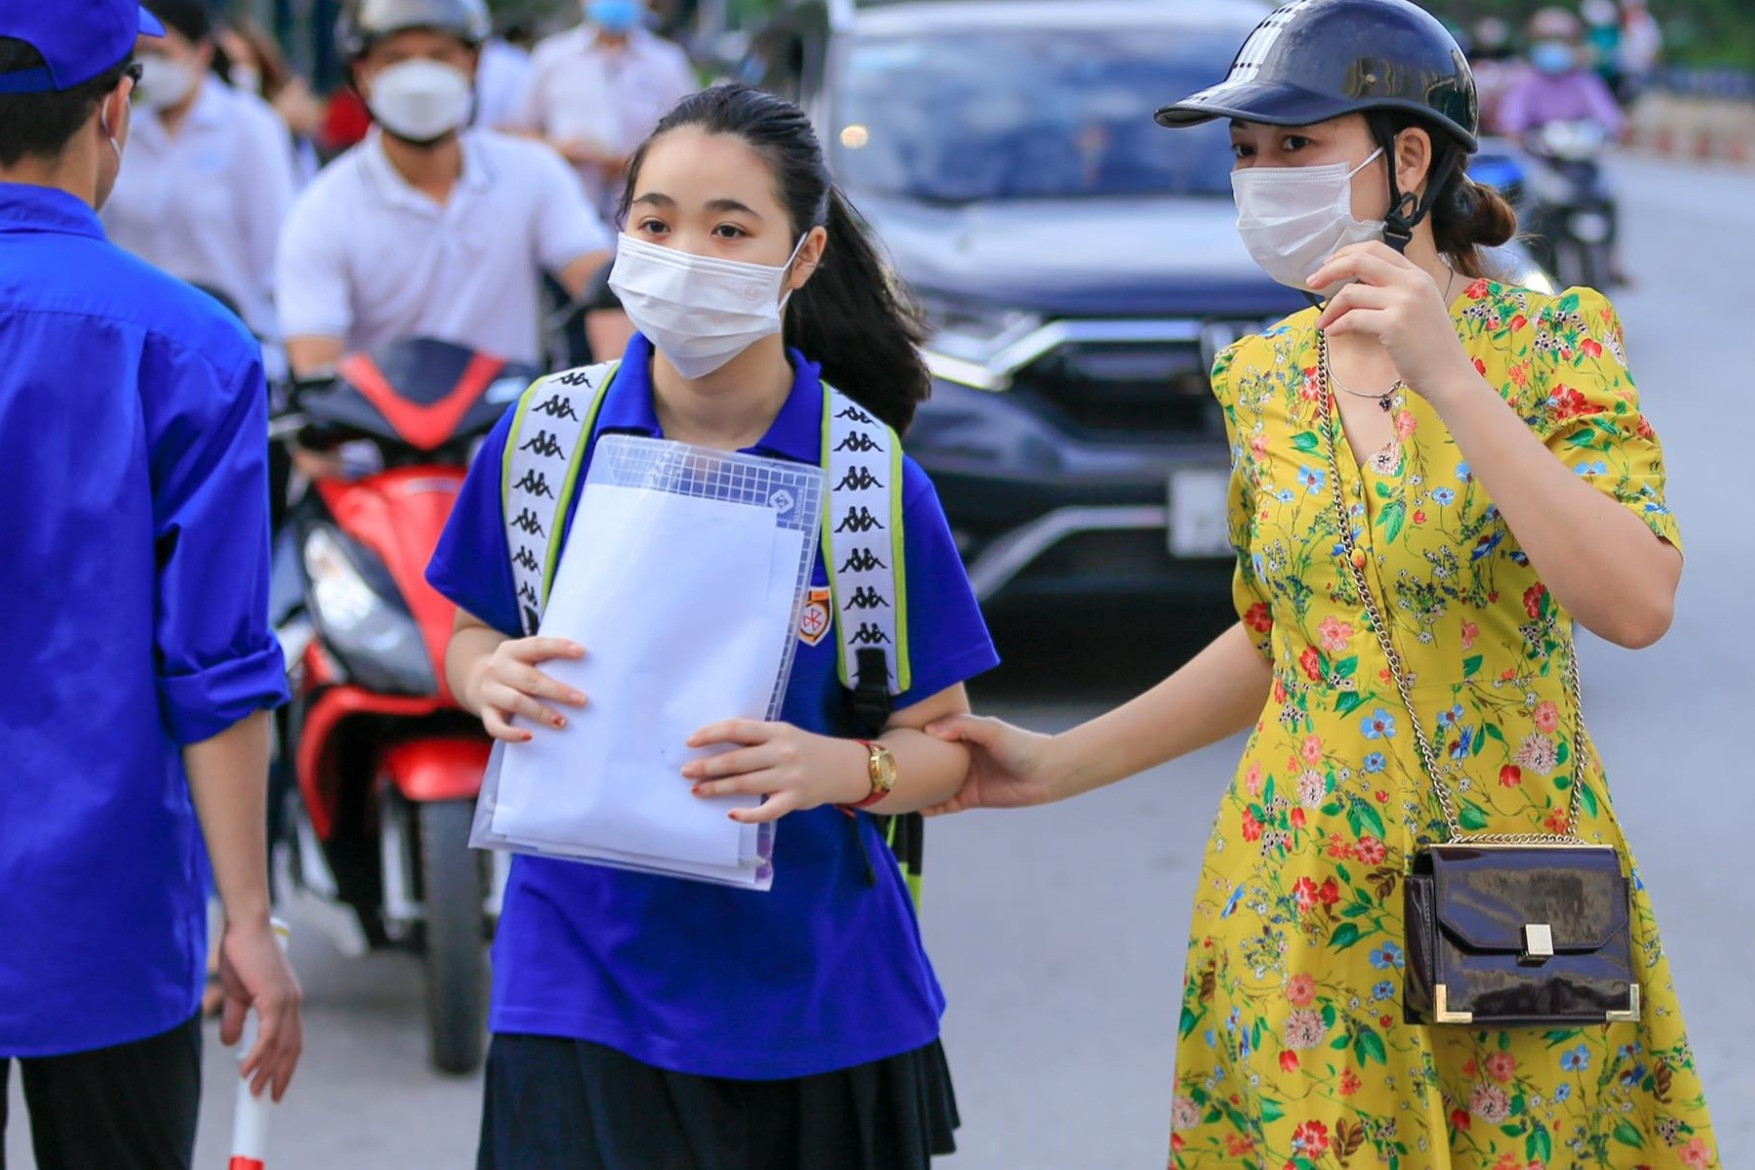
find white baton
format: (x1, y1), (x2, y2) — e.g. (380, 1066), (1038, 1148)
(228, 918), (292, 1170)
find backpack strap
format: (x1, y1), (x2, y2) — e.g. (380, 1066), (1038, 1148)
(823, 386), (925, 908)
(821, 384), (909, 722)
(500, 361), (619, 636)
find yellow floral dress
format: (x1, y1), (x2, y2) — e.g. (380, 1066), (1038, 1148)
(1171, 281), (1719, 1170)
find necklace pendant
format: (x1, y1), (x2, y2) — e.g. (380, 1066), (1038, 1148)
(1378, 394), (1394, 412)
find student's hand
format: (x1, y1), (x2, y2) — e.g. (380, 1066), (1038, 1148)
(219, 916), (303, 1102)
(467, 637), (588, 742)
(683, 720), (869, 824)
(920, 715), (1062, 815)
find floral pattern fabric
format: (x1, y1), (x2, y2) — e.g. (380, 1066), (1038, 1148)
(1171, 282), (1717, 1170)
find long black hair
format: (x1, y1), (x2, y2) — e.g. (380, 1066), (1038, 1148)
(618, 83), (930, 434)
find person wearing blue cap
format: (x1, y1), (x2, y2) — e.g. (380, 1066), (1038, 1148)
(0, 2), (303, 1167)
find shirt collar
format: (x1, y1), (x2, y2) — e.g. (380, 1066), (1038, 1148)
(601, 334), (826, 464)
(186, 77), (228, 129)
(359, 128), (495, 213)
(0, 183), (105, 241)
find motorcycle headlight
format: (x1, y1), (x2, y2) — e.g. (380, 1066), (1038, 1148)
(302, 524), (437, 696)
(917, 294), (1044, 392)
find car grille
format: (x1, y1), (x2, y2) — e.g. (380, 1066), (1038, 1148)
(1014, 339), (1222, 441)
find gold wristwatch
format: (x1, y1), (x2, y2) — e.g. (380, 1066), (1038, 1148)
(844, 739), (897, 810)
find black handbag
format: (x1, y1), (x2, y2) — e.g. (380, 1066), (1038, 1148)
(1317, 332), (1641, 1029)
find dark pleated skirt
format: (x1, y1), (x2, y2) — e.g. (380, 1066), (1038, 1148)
(477, 1034), (959, 1170)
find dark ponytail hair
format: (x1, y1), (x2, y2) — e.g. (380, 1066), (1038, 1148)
(617, 83), (931, 434)
(1366, 111), (1518, 281)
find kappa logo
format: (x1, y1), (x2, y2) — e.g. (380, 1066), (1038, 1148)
(798, 587), (833, 647)
(554, 368), (598, 388)
(514, 469), (555, 499)
(836, 404), (876, 425)
(512, 508), (547, 537)
(520, 429), (565, 459)
(849, 622), (892, 647)
(517, 581), (540, 606)
(839, 548), (887, 574)
(533, 394), (580, 421)
(513, 546), (541, 572)
(843, 585), (890, 611)
(834, 432), (880, 454)
(835, 466), (883, 492)
(834, 505), (885, 534)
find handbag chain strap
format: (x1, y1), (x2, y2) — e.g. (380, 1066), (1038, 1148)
(1317, 330), (1585, 846)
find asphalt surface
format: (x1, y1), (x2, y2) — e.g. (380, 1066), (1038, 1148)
(8, 154), (1753, 1169)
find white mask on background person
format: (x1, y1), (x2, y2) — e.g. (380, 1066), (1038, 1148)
(135, 55), (201, 112)
(1231, 148), (1386, 296)
(229, 65), (264, 95)
(608, 234), (808, 379)
(366, 59), (474, 143)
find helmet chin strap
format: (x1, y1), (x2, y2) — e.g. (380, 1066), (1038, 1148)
(1303, 137), (1465, 313)
(1381, 135), (1463, 255)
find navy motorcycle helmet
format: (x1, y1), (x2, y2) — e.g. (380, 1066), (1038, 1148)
(1157, 0), (1480, 252)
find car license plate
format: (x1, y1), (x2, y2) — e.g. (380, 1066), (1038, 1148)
(1167, 467), (1232, 559)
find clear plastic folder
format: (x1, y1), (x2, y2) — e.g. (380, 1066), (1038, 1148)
(471, 435), (825, 891)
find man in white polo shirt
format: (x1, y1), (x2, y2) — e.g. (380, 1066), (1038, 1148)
(277, 0), (612, 378)
(510, 0), (697, 218)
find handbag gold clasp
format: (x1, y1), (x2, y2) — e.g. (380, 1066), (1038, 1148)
(1520, 923), (1555, 967)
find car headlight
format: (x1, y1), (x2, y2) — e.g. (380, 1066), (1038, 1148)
(917, 294), (1044, 392)
(302, 524), (437, 696)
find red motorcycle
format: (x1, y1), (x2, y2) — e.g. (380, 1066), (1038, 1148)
(272, 339), (537, 1074)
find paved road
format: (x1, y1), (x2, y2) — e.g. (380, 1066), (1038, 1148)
(10, 155), (1752, 1168)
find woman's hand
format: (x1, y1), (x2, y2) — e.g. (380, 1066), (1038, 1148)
(1309, 242), (1480, 404)
(683, 720), (869, 824)
(465, 637), (588, 742)
(919, 715), (1063, 815)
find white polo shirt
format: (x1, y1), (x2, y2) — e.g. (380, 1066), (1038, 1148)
(101, 76), (297, 342)
(476, 38), (534, 130)
(276, 129), (610, 367)
(513, 25), (698, 211)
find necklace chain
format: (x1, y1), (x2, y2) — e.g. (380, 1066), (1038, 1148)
(1324, 267), (1460, 410)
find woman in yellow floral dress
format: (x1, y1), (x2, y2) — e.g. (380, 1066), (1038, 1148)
(924, 0), (1718, 1166)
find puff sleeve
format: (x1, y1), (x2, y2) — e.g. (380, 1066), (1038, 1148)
(1529, 288), (1682, 552)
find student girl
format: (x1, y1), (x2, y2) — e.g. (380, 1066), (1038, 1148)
(427, 83), (998, 1170)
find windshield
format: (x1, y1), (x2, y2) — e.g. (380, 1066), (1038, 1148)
(830, 28), (1239, 203)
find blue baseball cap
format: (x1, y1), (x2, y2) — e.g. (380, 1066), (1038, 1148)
(0, 0), (164, 95)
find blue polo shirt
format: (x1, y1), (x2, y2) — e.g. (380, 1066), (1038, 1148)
(0, 184), (288, 1058)
(427, 335), (998, 1079)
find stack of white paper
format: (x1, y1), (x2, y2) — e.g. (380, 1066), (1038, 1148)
(472, 437), (825, 890)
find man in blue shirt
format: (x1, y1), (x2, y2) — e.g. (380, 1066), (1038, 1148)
(0, 3), (302, 1167)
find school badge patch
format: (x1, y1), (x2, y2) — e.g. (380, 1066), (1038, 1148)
(799, 587), (833, 647)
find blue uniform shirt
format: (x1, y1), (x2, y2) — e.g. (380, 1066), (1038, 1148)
(0, 184), (288, 1057)
(427, 335), (999, 1079)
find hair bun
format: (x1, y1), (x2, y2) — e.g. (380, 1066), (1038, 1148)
(1461, 179), (1518, 250)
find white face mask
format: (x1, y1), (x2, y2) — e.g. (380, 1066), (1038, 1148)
(608, 234), (807, 379)
(136, 55), (201, 112)
(229, 65), (264, 95)
(366, 59), (473, 143)
(1231, 148), (1386, 296)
